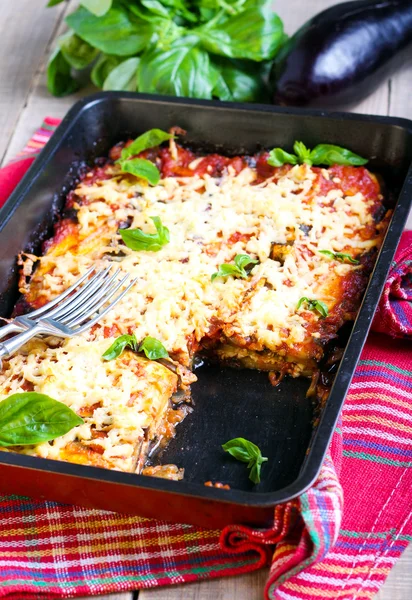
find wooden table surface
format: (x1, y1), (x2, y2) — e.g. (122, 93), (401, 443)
(0, 1), (411, 599)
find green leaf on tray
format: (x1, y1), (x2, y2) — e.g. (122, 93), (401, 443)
(120, 129), (175, 161)
(297, 297), (329, 318)
(138, 336), (169, 360)
(120, 158), (161, 185)
(222, 437), (268, 484)
(102, 333), (138, 361)
(0, 393), (83, 447)
(267, 141), (368, 167)
(102, 333), (168, 361)
(120, 216), (170, 251)
(309, 144), (369, 167)
(319, 250), (360, 264)
(212, 253), (258, 281)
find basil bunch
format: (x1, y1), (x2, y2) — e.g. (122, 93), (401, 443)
(46, 0), (286, 102)
(268, 141), (368, 167)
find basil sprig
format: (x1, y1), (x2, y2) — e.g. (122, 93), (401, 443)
(297, 297), (329, 318)
(0, 393), (83, 447)
(103, 334), (168, 361)
(319, 250), (360, 265)
(117, 129), (175, 185)
(211, 254), (258, 282)
(222, 437), (268, 484)
(120, 216), (170, 252)
(268, 141), (368, 168)
(102, 333), (138, 361)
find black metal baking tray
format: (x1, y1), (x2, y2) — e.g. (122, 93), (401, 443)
(0, 93), (411, 529)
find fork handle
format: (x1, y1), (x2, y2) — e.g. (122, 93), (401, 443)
(0, 323), (46, 362)
(0, 322), (25, 340)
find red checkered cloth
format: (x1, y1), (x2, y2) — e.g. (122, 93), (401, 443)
(0, 119), (410, 600)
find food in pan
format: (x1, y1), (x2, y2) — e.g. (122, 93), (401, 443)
(0, 128), (389, 479)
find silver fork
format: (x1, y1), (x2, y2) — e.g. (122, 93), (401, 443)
(0, 266), (136, 365)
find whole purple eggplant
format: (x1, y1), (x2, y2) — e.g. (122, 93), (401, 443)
(270, 0), (412, 109)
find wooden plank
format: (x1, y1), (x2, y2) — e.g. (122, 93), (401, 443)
(76, 595), (133, 600)
(376, 543), (412, 600)
(0, 0), (67, 164)
(2, 0), (94, 165)
(139, 568), (269, 600)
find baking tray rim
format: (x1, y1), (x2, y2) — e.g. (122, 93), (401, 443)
(0, 91), (411, 509)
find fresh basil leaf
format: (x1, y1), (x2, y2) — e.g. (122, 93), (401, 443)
(0, 393), (83, 447)
(211, 264), (241, 282)
(47, 0), (65, 6)
(102, 57), (139, 91)
(120, 216), (170, 251)
(234, 253), (259, 271)
(139, 37), (213, 99)
(267, 148), (298, 167)
(66, 6), (154, 56)
(212, 253), (258, 281)
(59, 32), (99, 71)
(47, 48), (79, 97)
(102, 333), (138, 361)
(196, 0), (285, 62)
(138, 337), (169, 360)
(293, 141), (312, 165)
(120, 129), (174, 162)
(222, 437), (267, 484)
(120, 158), (160, 185)
(211, 56), (268, 103)
(141, 0), (170, 18)
(309, 144), (368, 167)
(319, 250), (360, 264)
(297, 297), (329, 317)
(80, 0), (112, 17)
(91, 54), (121, 87)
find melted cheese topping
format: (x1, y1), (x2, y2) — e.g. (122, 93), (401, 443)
(1, 154), (386, 472)
(0, 337), (177, 471)
(23, 162), (384, 365)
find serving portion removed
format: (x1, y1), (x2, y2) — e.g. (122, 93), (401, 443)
(0, 128), (389, 484)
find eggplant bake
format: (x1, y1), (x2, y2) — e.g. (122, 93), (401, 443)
(0, 130), (389, 478)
